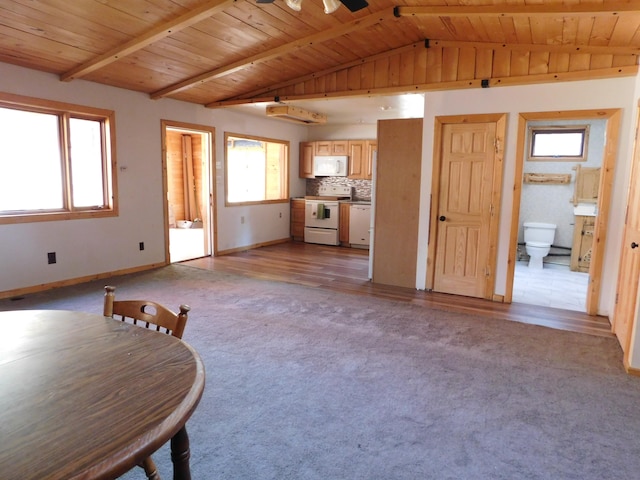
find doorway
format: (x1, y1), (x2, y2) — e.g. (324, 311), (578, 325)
(161, 121), (216, 263)
(506, 109), (621, 315)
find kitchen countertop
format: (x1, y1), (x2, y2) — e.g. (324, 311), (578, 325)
(292, 197), (370, 205)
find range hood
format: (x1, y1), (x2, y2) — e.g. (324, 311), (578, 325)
(266, 105), (327, 125)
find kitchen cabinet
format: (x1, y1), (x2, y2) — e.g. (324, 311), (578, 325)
(315, 140), (348, 156)
(291, 199), (305, 241)
(339, 203), (350, 244)
(348, 140), (376, 180)
(366, 140), (377, 179)
(348, 140), (365, 179)
(570, 215), (595, 272)
(299, 142), (315, 179)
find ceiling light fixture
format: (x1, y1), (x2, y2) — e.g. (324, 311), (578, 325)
(285, 0), (302, 11)
(266, 104), (327, 125)
(322, 0), (341, 14)
(261, 0), (369, 14)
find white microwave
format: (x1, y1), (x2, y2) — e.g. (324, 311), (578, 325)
(313, 155), (348, 177)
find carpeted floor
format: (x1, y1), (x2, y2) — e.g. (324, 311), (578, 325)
(2, 264), (639, 480)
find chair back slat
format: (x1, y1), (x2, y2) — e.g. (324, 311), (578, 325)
(103, 285), (190, 339)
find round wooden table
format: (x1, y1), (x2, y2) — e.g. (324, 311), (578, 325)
(0, 310), (205, 480)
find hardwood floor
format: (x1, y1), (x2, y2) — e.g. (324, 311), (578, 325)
(182, 241), (614, 338)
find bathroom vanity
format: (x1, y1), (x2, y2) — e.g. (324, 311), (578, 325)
(569, 166), (600, 273)
(571, 206), (596, 273)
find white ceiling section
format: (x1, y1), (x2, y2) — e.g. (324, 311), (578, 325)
(232, 93), (426, 125)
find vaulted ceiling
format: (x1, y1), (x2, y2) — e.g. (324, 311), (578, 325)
(1, 0), (638, 115)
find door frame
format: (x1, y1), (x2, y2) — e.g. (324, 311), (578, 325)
(161, 120), (217, 262)
(613, 100), (640, 366)
(426, 113), (507, 299)
(505, 109), (621, 315)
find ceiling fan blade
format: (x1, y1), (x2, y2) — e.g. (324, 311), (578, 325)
(339, 0), (368, 12)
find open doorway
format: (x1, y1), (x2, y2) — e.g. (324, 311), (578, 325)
(506, 109), (621, 315)
(161, 121), (216, 263)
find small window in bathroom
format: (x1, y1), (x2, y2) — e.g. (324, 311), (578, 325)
(527, 125), (589, 161)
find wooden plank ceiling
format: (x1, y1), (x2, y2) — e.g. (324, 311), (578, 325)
(0, 0), (638, 110)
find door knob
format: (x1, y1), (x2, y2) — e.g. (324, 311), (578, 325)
(439, 215), (446, 222)
(632, 242), (639, 249)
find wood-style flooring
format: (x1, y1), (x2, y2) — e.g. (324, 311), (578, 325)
(182, 241), (614, 338)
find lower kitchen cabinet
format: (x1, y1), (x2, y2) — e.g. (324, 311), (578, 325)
(339, 203), (350, 244)
(291, 199), (305, 241)
(570, 215), (595, 272)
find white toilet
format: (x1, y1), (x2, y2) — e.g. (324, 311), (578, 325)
(524, 222), (557, 269)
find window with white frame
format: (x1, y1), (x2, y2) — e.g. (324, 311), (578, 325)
(225, 133), (289, 205)
(0, 93), (116, 223)
(527, 125), (589, 161)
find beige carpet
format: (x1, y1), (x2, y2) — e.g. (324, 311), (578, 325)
(1, 264), (638, 480)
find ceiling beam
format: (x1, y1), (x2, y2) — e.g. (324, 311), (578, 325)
(60, 0), (236, 82)
(150, 9), (397, 100)
(429, 40), (640, 56)
(393, 3), (640, 18)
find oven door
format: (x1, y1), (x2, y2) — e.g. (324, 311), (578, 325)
(304, 200), (339, 229)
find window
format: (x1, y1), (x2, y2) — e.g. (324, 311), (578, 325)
(0, 93), (116, 223)
(527, 125), (589, 161)
(225, 133), (289, 205)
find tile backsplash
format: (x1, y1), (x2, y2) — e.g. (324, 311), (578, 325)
(307, 177), (372, 201)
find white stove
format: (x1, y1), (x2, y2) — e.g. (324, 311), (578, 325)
(304, 186), (352, 245)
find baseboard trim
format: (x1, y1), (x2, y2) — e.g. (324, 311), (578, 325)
(624, 358), (640, 377)
(217, 237), (290, 256)
(0, 262), (166, 300)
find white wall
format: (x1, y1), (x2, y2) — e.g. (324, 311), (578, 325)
(417, 76), (639, 321)
(0, 62), (307, 292)
(308, 124), (377, 141)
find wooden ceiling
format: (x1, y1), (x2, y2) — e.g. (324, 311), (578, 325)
(1, 0), (638, 110)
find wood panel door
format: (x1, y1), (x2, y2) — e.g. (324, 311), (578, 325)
(373, 118), (423, 289)
(431, 118), (504, 299)
(613, 105), (640, 357)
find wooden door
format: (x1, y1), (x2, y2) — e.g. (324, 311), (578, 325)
(432, 121), (501, 299)
(613, 105), (640, 356)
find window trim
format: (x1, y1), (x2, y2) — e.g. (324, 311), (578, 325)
(0, 92), (117, 224)
(224, 131), (290, 207)
(527, 125), (590, 162)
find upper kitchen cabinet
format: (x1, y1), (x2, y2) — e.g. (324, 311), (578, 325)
(315, 140), (348, 156)
(366, 141), (377, 179)
(299, 142), (315, 179)
(349, 140), (377, 180)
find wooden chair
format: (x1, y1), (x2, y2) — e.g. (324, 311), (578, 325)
(103, 285), (191, 480)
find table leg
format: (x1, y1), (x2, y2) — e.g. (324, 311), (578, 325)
(171, 426), (193, 480)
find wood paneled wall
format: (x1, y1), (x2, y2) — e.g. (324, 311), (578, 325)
(241, 43), (638, 102)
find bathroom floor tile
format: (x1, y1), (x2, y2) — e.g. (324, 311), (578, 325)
(513, 261), (587, 312)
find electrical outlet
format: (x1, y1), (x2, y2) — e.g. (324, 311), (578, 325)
(279, 212), (282, 218)
(47, 252), (56, 264)
(139, 242), (144, 251)
(241, 216), (245, 224)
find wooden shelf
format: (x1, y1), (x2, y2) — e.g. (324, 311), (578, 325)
(523, 173), (571, 184)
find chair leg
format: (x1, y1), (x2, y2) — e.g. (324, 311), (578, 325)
(140, 456), (161, 480)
